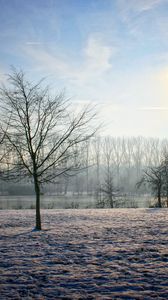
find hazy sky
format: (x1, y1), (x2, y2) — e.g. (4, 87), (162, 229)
(1, 0), (168, 137)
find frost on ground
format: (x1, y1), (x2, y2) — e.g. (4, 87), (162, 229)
(0, 209), (168, 300)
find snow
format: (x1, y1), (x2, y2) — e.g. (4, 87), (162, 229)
(0, 208), (168, 299)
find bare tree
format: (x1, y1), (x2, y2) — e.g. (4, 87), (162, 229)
(84, 140), (90, 195)
(124, 138), (134, 190)
(92, 136), (101, 199)
(132, 137), (144, 181)
(137, 166), (163, 208)
(110, 137), (124, 187)
(101, 137), (119, 207)
(101, 170), (118, 208)
(103, 137), (113, 174)
(0, 69), (97, 230)
(161, 155), (168, 207)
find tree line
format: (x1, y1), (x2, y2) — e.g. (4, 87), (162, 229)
(75, 135), (168, 208)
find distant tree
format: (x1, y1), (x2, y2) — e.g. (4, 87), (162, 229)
(0, 69), (97, 230)
(161, 155), (168, 207)
(123, 137), (134, 191)
(137, 166), (163, 208)
(101, 170), (118, 208)
(109, 137), (123, 187)
(93, 136), (101, 199)
(132, 137), (144, 181)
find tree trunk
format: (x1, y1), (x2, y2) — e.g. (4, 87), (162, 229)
(109, 195), (113, 208)
(166, 187), (168, 208)
(34, 176), (41, 230)
(158, 187), (162, 208)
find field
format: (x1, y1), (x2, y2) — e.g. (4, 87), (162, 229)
(0, 209), (168, 299)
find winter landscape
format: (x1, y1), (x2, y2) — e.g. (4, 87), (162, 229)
(0, 208), (168, 299)
(1, 0), (168, 299)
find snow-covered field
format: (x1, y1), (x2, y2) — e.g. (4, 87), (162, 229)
(0, 209), (168, 299)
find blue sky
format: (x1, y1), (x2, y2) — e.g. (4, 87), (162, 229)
(1, 0), (168, 137)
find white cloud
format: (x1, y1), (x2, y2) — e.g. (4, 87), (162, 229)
(23, 45), (71, 77)
(20, 33), (168, 138)
(118, 0), (164, 14)
(25, 42), (42, 46)
(98, 101), (168, 137)
(138, 106), (168, 111)
(140, 0), (163, 11)
(71, 35), (114, 86)
(117, 0), (166, 38)
(22, 35), (115, 87)
(85, 36), (113, 72)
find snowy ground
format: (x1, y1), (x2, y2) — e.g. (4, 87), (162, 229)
(0, 209), (168, 299)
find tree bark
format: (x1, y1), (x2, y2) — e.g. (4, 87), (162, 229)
(109, 196), (113, 208)
(158, 187), (162, 208)
(34, 176), (41, 230)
